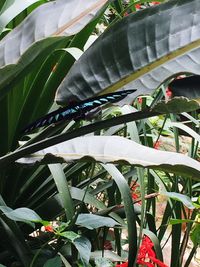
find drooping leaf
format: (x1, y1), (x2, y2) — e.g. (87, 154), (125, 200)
(0, 206), (43, 227)
(73, 237), (92, 266)
(55, 0), (200, 104)
(17, 136), (200, 180)
(170, 122), (200, 142)
(152, 97), (200, 114)
(0, 0), (108, 99)
(76, 213), (120, 230)
(162, 192), (195, 209)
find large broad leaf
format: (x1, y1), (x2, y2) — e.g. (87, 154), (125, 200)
(17, 136), (200, 180)
(0, 0), (108, 99)
(55, 0), (200, 104)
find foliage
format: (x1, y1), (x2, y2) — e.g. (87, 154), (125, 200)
(0, 0), (199, 267)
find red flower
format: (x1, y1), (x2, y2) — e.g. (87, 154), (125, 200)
(138, 97), (143, 104)
(115, 236), (168, 267)
(44, 225), (54, 232)
(153, 140), (161, 150)
(135, 4), (141, 9)
(137, 236), (168, 267)
(166, 87), (172, 98)
(130, 182), (141, 204)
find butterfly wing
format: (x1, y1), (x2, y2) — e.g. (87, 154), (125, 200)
(23, 89), (136, 133)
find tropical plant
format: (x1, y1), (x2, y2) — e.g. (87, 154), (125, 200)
(0, 0), (199, 267)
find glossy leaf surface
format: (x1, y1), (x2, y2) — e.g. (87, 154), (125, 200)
(56, 0), (200, 104)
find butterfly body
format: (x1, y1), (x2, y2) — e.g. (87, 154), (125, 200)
(23, 89), (136, 133)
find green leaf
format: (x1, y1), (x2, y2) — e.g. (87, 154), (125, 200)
(0, 0), (108, 100)
(102, 164), (137, 266)
(55, 0), (200, 104)
(190, 222), (200, 246)
(76, 213), (119, 230)
(0, 0), (42, 34)
(163, 192), (195, 209)
(43, 256), (62, 267)
(48, 164), (75, 221)
(17, 136), (200, 180)
(73, 237), (91, 266)
(0, 206), (42, 223)
(152, 97), (200, 114)
(90, 251), (125, 262)
(59, 231), (80, 242)
(170, 121), (200, 143)
(95, 257), (114, 267)
(169, 219), (195, 225)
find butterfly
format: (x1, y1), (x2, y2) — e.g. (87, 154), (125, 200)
(23, 89), (137, 133)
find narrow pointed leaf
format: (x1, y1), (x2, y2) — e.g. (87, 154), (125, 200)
(163, 192), (195, 209)
(17, 136), (200, 180)
(55, 0), (200, 104)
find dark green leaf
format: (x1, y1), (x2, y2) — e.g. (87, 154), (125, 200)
(43, 256), (62, 267)
(152, 97), (200, 113)
(76, 213), (120, 230)
(59, 231), (80, 242)
(56, 0), (200, 104)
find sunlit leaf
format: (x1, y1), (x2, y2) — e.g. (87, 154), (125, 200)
(17, 136), (200, 180)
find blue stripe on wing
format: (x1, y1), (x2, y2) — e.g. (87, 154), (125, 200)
(22, 89), (137, 133)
